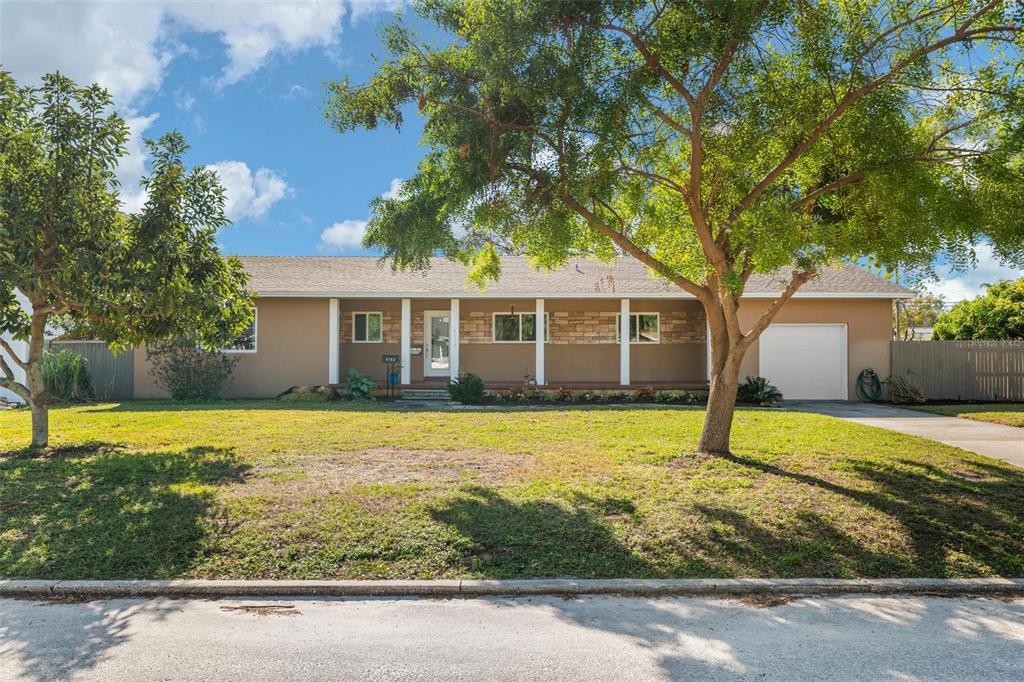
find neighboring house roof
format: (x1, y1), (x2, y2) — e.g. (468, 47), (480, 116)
(238, 256), (914, 299)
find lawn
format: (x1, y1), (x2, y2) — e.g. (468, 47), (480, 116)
(910, 403), (1024, 428)
(1, 402), (1022, 581)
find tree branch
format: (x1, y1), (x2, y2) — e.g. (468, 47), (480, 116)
(560, 192), (712, 303)
(726, 1), (1011, 226)
(0, 337), (28, 371)
(736, 270), (817, 352)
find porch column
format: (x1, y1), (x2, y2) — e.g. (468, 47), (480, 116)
(449, 298), (460, 382)
(328, 298), (340, 385)
(400, 298), (411, 385)
(619, 298), (630, 386)
(535, 298), (545, 385)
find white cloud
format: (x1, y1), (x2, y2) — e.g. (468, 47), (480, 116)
(924, 243), (1023, 302)
(348, 0), (405, 24)
(319, 220), (369, 251)
(381, 177), (404, 200)
(118, 113), (162, 213)
(206, 161), (291, 222)
(0, 0), (395, 213)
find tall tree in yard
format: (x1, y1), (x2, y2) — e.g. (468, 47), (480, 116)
(0, 72), (253, 448)
(326, 0), (1023, 454)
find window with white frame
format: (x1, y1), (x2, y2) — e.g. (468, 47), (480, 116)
(493, 312), (550, 342)
(352, 312), (383, 343)
(222, 309), (257, 352)
(617, 313), (660, 343)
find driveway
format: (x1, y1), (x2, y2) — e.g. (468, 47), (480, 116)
(1, 595), (1022, 681)
(794, 402), (1024, 467)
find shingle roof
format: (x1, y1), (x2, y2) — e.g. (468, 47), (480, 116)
(238, 256), (912, 299)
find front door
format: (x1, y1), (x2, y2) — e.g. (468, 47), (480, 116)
(423, 311), (450, 377)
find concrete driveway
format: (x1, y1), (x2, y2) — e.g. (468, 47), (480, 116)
(793, 402), (1024, 467)
(2, 595), (1022, 681)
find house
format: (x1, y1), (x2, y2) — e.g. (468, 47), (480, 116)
(0, 291), (29, 404)
(132, 257), (913, 401)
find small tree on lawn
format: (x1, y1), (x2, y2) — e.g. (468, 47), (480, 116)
(0, 72), (253, 448)
(325, 0), (1023, 454)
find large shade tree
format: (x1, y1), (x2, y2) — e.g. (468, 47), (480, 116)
(326, 0), (1024, 454)
(0, 72), (253, 448)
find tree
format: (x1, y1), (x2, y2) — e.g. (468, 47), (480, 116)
(0, 72), (253, 448)
(933, 278), (1024, 339)
(325, 0), (1024, 454)
(894, 292), (946, 340)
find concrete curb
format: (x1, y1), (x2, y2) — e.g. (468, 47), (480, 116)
(2, 578), (1022, 600)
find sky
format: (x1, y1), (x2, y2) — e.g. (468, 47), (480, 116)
(1, 0), (1020, 302)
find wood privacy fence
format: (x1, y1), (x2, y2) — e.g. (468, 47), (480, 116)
(49, 341), (134, 401)
(891, 340), (1024, 401)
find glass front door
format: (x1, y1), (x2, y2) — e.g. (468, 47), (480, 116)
(424, 312), (450, 376)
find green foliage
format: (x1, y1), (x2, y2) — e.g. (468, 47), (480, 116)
(932, 279), (1024, 340)
(0, 71), (254, 443)
(346, 368), (376, 401)
(895, 293), (946, 340)
(448, 372), (486, 403)
(736, 376), (783, 406)
(40, 350), (93, 402)
(325, 1), (1023, 285)
(886, 372), (926, 405)
(146, 339), (238, 401)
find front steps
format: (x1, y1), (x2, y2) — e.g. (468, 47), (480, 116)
(397, 388), (452, 404)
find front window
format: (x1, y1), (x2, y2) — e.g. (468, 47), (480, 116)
(618, 313), (660, 343)
(353, 312), (383, 343)
(493, 313), (549, 342)
(222, 309), (257, 352)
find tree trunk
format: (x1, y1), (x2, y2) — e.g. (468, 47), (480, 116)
(697, 352), (743, 455)
(26, 307), (50, 449)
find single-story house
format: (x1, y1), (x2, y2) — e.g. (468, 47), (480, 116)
(0, 291), (30, 404)
(132, 257), (912, 401)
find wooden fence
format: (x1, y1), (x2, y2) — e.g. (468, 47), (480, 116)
(50, 341), (134, 401)
(891, 340), (1024, 401)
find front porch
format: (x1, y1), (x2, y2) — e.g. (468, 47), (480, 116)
(329, 296), (709, 389)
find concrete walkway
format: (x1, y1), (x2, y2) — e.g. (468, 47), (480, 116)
(794, 402), (1024, 467)
(1, 595), (1021, 680)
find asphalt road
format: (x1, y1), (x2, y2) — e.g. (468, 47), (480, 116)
(1, 595), (1021, 681)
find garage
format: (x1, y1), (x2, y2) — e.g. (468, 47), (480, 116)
(758, 323), (848, 400)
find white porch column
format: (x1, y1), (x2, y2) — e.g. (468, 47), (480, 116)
(619, 298), (630, 386)
(449, 298), (460, 382)
(328, 298), (340, 385)
(535, 298), (545, 385)
(400, 298), (412, 385)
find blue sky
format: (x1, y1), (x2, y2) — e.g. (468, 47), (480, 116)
(1, 0), (1020, 300)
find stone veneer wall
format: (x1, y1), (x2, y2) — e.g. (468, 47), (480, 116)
(461, 310), (705, 344)
(340, 310), (403, 344)
(340, 308), (705, 345)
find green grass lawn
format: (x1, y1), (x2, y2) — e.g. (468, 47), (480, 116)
(911, 403), (1024, 428)
(1, 401), (1022, 580)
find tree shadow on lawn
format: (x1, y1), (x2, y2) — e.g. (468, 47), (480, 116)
(0, 443), (249, 579)
(427, 486), (715, 578)
(712, 452), (1024, 577)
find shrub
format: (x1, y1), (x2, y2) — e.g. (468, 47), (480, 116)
(279, 385), (335, 402)
(736, 376), (783, 406)
(554, 386), (574, 403)
(346, 368), (376, 401)
(634, 386), (658, 403)
(448, 372), (485, 404)
(147, 339), (237, 401)
(886, 372), (926, 404)
(41, 350), (93, 402)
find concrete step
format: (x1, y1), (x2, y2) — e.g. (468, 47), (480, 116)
(399, 389), (451, 402)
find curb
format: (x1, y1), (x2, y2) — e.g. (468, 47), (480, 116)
(2, 578), (1022, 600)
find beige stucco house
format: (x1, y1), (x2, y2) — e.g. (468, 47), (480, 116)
(133, 257), (912, 401)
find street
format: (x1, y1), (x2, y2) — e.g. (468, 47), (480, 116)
(1, 594), (1021, 680)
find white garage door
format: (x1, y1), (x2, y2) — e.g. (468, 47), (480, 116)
(758, 324), (848, 400)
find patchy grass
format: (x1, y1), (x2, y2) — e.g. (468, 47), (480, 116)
(1, 401), (1022, 580)
(910, 403), (1024, 428)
